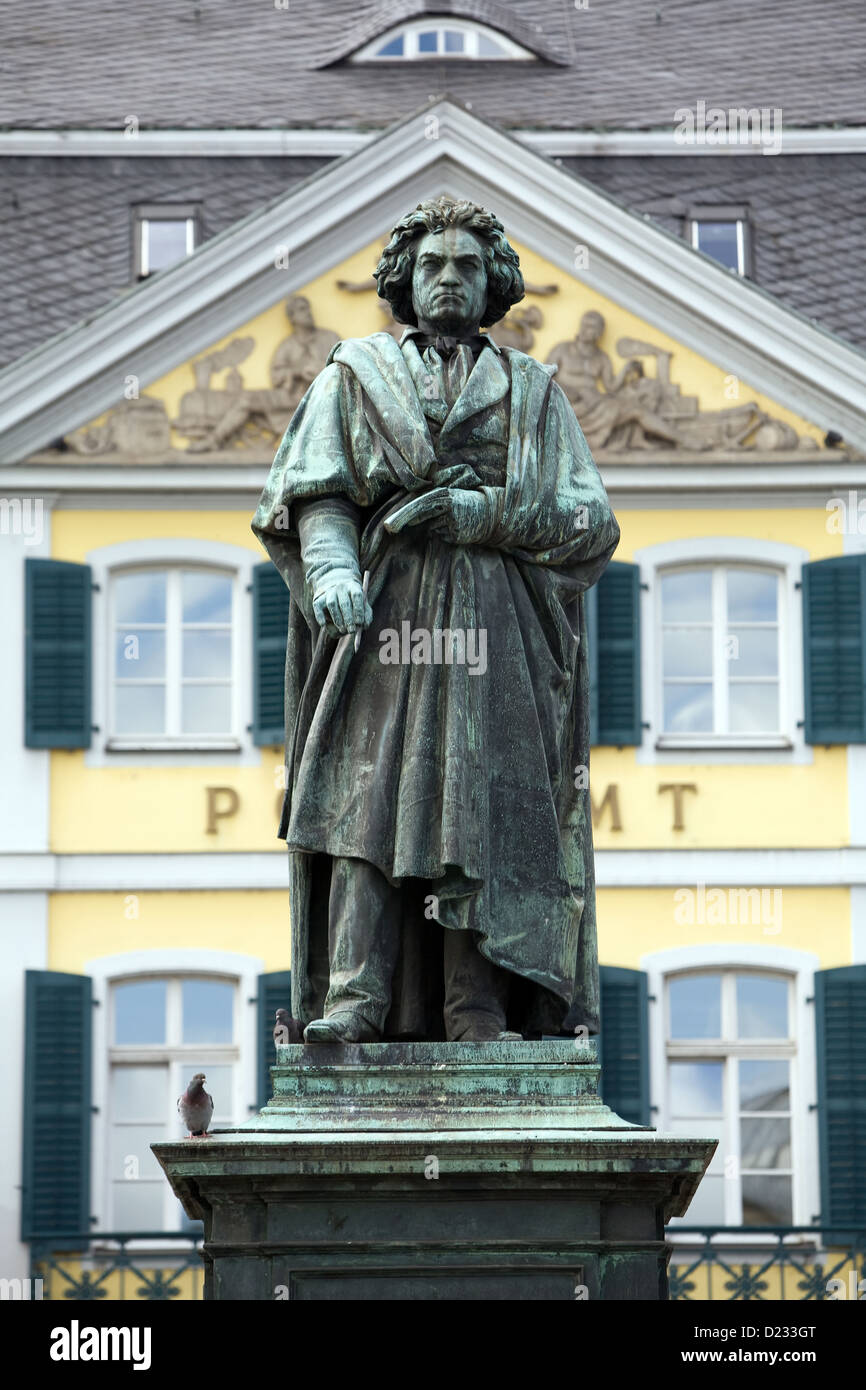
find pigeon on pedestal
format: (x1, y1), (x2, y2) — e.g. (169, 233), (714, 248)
(274, 1008), (304, 1046)
(178, 1072), (214, 1139)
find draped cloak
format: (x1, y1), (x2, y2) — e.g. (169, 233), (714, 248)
(252, 331), (620, 1038)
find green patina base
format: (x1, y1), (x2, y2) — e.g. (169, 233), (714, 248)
(153, 1040), (716, 1301)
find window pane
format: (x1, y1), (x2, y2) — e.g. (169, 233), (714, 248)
(669, 974), (721, 1039)
(182, 572), (232, 623)
(669, 1061), (723, 1116)
(663, 682), (713, 732)
(146, 220), (190, 272)
(444, 29), (464, 52)
(729, 682), (779, 733)
(114, 572), (166, 623)
(740, 1059), (790, 1112)
(742, 1174), (792, 1225)
(376, 35), (403, 55)
(478, 33), (505, 55)
(183, 629), (231, 678)
(740, 1117), (791, 1170)
(728, 628), (778, 676)
(181, 683), (231, 734)
(115, 629), (165, 679)
(728, 570), (777, 623)
(111, 1064), (168, 1120)
(110, 1121), (167, 1180)
(661, 570), (712, 622)
(112, 1177), (166, 1230)
(178, 1064), (233, 1123)
(736, 975), (789, 1038)
(695, 221), (740, 272)
(182, 979), (234, 1044)
(663, 628), (713, 678)
(114, 981), (166, 1045)
(418, 30), (437, 52)
(114, 683), (166, 735)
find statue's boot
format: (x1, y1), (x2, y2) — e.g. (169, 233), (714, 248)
(303, 1011), (381, 1044)
(306, 857), (401, 1044)
(443, 927), (521, 1041)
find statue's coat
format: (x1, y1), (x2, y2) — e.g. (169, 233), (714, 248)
(252, 332), (620, 1037)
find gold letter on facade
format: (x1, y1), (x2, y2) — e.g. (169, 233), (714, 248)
(658, 782), (697, 831)
(205, 786), (240, 835)
(590, 783), (623, 832)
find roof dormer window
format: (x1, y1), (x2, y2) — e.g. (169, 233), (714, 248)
(352, 19), (533, 62)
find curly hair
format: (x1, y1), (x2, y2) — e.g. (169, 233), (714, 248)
(373, 196), (525, 328)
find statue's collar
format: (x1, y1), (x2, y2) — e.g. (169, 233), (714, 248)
(399, 326), (501, 357)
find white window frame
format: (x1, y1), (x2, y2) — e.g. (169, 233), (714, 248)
(633, 536), (811, 764)
(689, 219), (746, 276)
(642, 942), (820, 1245)
(351, 18), (532, 62)
(136, 207), (197, 279)
(86, 947), (263, 1245)
(659, 562), (783, 742)
(109, 564), (236, 748)
(86, 538), (261, 765)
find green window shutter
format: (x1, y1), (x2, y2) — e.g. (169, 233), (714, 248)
(22, 970), (92, 1243)
(25, 558), (92, 748)
(257, 969), (293, 1109)
(586, 561), (642, 747)
(584, 585), (600, 746)
(252, 562), (291, 747)
(815, 964), (866, 1236)
(598, 965), (650, 1126)
(802, 554), (866, 744)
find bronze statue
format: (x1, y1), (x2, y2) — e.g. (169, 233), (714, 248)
(252, 197), (620, 1043)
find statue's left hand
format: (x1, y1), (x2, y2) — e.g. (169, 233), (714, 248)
(386, 488), (491, 545)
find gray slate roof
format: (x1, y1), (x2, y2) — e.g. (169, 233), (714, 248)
(3, 0), (865, 130)
(0, 156), (325, 369)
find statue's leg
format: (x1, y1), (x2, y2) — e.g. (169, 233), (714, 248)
(304, 856), (401, 1043)
(442, 929), (520, 1041)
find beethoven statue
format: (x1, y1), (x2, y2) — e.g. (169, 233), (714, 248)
(252, 196), (620, 1043)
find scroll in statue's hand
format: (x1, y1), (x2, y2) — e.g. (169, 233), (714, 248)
(385, 487), (495, 545)
(311, 569), (373, 636)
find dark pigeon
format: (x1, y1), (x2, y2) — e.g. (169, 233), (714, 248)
(178, 1072), (214, 1139)
(274, 1008), (304, 1046)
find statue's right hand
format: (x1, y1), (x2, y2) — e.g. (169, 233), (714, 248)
(311, 570), (372, 635)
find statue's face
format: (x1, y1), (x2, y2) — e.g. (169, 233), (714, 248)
(411, 227), (488, 335)
(288, 297), (314, 330)
(578, 312), (603, 346)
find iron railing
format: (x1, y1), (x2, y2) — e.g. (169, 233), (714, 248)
(26, 1225), (866, 1300)
(29, 1231), (204, 1301)
(666, 1226), (866, 1300)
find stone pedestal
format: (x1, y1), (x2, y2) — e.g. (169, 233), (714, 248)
(153, 1041), (716, 1301)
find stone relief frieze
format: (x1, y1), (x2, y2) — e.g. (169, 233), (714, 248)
(59, 294), (826, 461)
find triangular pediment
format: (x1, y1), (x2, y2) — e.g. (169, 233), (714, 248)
(1, 100), (864, 465)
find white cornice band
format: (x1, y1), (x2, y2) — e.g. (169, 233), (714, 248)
(3, 127), (866, 157)
(0, 102), (864, 461)
(2, 848), (865, 892)
(3, 460), (866, 497)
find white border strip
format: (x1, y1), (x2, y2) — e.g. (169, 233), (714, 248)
(1, 848), (864, 891)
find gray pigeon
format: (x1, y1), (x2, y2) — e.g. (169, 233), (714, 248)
(178, 1072), (214, 1139)
(274, 1008), (304, 1046)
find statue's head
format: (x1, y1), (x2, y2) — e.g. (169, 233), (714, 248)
(578, 310), (604, 345)
(374, 196), (524, 334)
(285, 295), (314, 329)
